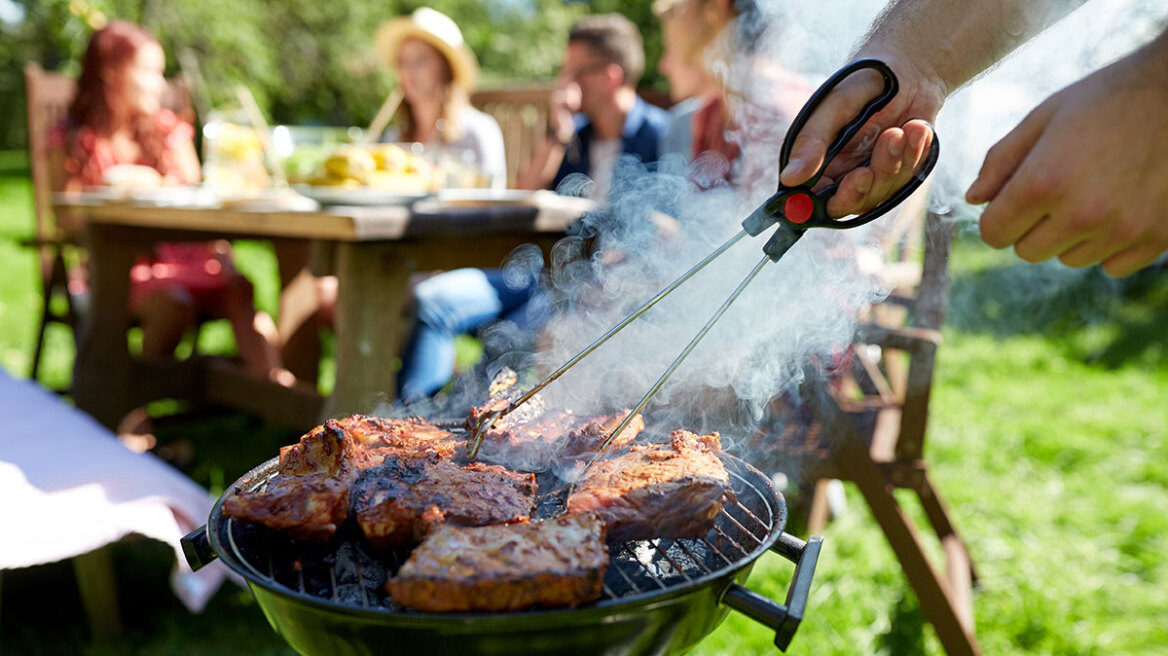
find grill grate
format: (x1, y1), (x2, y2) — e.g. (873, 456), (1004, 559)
(220, 454), (781, 612)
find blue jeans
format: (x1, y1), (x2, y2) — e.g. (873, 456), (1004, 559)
(397, 268), (547, 401)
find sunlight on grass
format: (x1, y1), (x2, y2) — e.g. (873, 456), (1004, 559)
(696, 322), (1167, 656)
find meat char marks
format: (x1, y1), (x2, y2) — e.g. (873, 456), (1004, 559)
(354, 457), (537, 548)
(222, 415), (461, 541)
(387, 514), (609, 612)
(468, 367), (645, 470)
(566, 430), (733, 542)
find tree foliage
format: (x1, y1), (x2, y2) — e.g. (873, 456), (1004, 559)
(1, 0), (663, 148)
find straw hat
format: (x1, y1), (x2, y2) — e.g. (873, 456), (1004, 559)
(376, 8), (478, 92)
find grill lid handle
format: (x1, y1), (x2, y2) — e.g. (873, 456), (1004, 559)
(722, 533), (823, 652)
(181, 525), (219, 571)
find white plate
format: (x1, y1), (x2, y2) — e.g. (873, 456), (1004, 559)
(294, 184), (431, 207)
(217, 188), (320, 212)
(125, 187), (220, 208)
(436, 188), (541, 206)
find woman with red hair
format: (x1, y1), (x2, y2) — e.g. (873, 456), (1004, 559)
(49, 20), (284, 383)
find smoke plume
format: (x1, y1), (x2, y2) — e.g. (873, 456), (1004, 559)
(383, 0), (1167, 475)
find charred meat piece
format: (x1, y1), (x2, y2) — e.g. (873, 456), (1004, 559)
(354, 457), (537, 548)
(222, 415), (460, 541)
(387, 514), (609, 612)
(469, 368), (645, 470)
(339, 414), (463, 464)
(560, 411), (646, 459)
(223, 419), (357, 541)
(476, 409), (645, 471)
(466, 367), (547, 433)
(566, 430), (733, 542)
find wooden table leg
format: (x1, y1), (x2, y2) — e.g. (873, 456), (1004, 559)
(73, 545), (122, 641)
(326, 241), (412, 417)
(73, 223), (139, 430)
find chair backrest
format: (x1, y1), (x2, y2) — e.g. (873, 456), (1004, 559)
(470, 84), (676, 187)
(25, 62), (75, 244)
(471, 85), (552, 188)
(846, 201), (954, 463)
(24, 62), (195, 242)
(895, 209), (954, 459)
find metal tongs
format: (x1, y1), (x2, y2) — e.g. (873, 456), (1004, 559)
(467, 59), (940, 471)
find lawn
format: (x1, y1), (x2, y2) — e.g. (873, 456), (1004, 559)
(1, 150), (1165, 655)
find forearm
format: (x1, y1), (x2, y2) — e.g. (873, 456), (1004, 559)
(857, 0), (1090, 95)
(514, 140), (564, 190)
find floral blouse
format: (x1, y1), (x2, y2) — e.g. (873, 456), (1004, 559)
(47, 109), (197, 187)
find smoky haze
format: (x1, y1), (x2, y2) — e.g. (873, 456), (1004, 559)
(381, 0), (1167, 471)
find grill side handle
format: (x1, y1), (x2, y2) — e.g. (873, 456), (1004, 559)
(721, 533), (823, 652)
(181, 525), (219, 571)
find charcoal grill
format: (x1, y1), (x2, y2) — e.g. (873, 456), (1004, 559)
(183, 450), (820, 656)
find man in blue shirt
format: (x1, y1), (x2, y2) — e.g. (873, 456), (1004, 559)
(517, 14), (669, 198)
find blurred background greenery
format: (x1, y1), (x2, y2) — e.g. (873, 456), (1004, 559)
(0, 0), (666, 149)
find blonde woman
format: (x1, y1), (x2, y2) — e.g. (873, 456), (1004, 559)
(376, 7), (506, 188)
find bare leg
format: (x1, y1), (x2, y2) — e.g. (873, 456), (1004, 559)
(280, 274), (337, 385)
(136, 286), (196, 359)
(219, 272), (289, 382)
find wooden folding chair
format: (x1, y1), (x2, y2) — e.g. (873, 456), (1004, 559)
(471, 85), (552, 188)
(759, 202), (981, 655)
(23, 63), (195, 386)
(24, 63), (83, 385)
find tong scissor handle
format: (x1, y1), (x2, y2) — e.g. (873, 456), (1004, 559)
(780, 58), (899, 189)
(744, 58), (941, 258)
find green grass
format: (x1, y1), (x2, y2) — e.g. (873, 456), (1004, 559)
(1, 153), (1165, 655)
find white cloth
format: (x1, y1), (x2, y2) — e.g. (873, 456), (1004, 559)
(0, 370), (229, 612)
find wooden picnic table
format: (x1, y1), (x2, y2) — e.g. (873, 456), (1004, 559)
(55, 191), (589, 430)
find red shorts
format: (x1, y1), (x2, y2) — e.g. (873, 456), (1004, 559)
(129, 241), (233, 315)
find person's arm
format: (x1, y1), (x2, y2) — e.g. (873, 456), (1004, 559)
(48, 147), (83, 194)
(970, 26), (1168, 276)
(168, 134), (202, 185)
(476, 114), (509, 190)
(515, 138), (566, 190)
(515, 82), (577, 191)
(779, 0), (1088, 217)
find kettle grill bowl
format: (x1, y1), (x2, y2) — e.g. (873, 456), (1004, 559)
(189, 452), (818, 656)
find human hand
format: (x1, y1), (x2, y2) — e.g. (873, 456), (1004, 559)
(968, 35), (1168, 277)
(547, 80), (581, 145)
(778, 50), (947, 218)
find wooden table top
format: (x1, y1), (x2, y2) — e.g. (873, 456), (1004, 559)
(54, 190), (592, 241)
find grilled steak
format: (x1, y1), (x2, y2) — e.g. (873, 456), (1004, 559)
(354, 456), (537, 548)
(469, 368), (645, 470)
(222, 415), (461, 541)
(566, 430), (733, 541)
(560, 411), (645, 460)
(339, 414), (463, 463)
(387, 514), (609, 612)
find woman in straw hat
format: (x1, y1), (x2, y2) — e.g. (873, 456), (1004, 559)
(375, 7), (506, 188)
